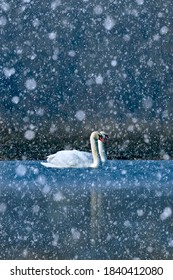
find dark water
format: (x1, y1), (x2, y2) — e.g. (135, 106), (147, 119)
(0, 160), (173, 260)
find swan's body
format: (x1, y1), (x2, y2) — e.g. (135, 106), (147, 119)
(41, 131), (108, 168)
(42, 150), (94, 168)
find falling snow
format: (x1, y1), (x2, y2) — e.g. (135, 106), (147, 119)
(111, 59), (117, 67)
(24, 130), (36, 140)
(53, 191), (65, 202)
(15, 164), (27, 176)
(25, 79), (37, 91)
(95, 74), (104, 85)
(160, 207), (172, 221)
(68, 50), (76, 57)
(48, 32), (57, 40)
(3, 67), (15, 78)
(103, 15), (115, 31)
(160, 26), (169, 35)
(75, 110), (86, 121)
(0, 203), (7, 214)
(11, 96), (20, 104)
(136, 0), (144, 5)
(0, 0), (173, 261)
(0, 0), (172, 162)
(0, 16), (7, 26)
(93, 5), (103, 15)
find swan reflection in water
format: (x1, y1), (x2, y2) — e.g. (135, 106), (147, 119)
(41, 130), (109, 250)
(41, 131), (109, 168)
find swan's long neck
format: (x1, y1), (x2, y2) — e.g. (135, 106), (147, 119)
(98, 141), (107, 165)
(90, 132), (100, 168)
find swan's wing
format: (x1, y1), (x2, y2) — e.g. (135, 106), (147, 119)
(45, 150), (93, 168)
(47, 153), (58, 160)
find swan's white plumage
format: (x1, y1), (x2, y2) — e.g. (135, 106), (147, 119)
(41, 149), (93, 168)
(41, 131), (108, 169)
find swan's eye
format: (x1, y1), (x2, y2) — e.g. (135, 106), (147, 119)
(98, 134), (103, 141)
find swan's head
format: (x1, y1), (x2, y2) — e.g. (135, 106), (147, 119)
(98, 131), (109, 143)
(90, 131), (109, 143)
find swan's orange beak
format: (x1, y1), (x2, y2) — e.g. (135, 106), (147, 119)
(99, 135), (109, 143)
(99, 137), (104, 142)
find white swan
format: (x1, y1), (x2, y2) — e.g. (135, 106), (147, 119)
(41, 131), (108, 168)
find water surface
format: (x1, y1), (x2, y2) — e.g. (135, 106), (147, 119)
(0, 160), (173, 259)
